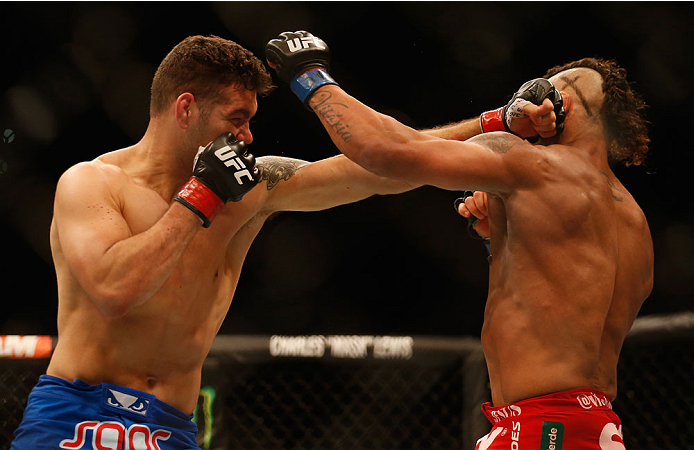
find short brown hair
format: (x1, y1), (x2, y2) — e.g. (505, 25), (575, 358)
(150, 35), (274, 116)
(544, 58), (650, 166)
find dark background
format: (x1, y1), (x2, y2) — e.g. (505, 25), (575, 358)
(0, 2), (692, 337)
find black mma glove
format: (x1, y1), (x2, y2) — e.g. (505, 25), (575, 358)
(265, 31), (339, 107)
(453, 193), (491, 256)
(480, 78), (565, 139)
(454, 193), (484, 236)
(174, 132), (258, 227)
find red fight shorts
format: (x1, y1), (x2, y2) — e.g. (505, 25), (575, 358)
(475, 388), (626, 450)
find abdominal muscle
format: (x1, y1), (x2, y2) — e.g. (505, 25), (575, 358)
(47, 242), (238, 414)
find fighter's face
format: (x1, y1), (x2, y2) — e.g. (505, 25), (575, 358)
(548, 68), (604, 121)
(196, 84), (258, 147)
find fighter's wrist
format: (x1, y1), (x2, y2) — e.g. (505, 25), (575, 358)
(173, 177), (224, 228)
(291, 68), (339, 108)
(480, 107), (508, 133)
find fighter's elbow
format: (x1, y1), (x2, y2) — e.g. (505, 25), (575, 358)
(354, 143), (387, 173)
(344, 115), (418, 179)
(359, 140), (410, 179)
(88, 284), (143, 318)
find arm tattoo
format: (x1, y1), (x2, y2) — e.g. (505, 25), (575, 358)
(468, 133), (517, 154)
(600, 171), (624, 202)
(309, 90), (354, 143)
(256, 156), (309, 191)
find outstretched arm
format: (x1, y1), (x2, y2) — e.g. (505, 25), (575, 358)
(256, 154), (418, 214)
(306, 85), (526, 192)
(422, 95), (558, 142)
(265, 31), (561, 193)
(422, 118), (482, 141)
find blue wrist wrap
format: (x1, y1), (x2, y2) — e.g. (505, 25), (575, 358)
(290, 69), (339, 106)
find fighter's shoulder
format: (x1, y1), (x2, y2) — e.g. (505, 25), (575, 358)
(466, 131), (530, 155)
(467, 132), (564, 177)
(57, 159), (129, 198)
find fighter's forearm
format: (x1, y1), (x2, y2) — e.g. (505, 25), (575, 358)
(84, 203), (200, 317)
(421, 117), (483, 141)
(307, 85), (433, 180)
(91, 132), (259, 315)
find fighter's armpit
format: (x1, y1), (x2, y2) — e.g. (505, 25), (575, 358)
(467, 132), (523, 154)
(256, 156), (310, 191)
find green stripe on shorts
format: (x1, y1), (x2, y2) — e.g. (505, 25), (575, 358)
(540, 421), (564, 450)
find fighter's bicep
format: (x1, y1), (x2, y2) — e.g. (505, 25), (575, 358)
(258, 153), (406, 212)
(430, 132), (541, 192)
(255, 155), (319, 211)
(53, 163), (131, 277)
(383, 137), (513, 193)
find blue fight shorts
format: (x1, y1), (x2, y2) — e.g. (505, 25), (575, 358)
(10, 375), (200, 450)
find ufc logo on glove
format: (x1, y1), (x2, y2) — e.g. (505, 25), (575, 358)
(214, 145), (254, 184)
(174, 132), (259, 227)
(287, 36), (325, 52)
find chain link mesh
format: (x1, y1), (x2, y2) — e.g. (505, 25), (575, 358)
(616, 338), (694, 449)
(2, 320), (693, 450)
(210, 359), (467, 450)
(0, 360), (48, 449)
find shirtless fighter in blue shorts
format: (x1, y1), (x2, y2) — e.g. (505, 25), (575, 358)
(9, 35), (417, 450)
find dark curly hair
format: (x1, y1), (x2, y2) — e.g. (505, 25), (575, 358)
(150, 35), (274, 116)
(544, 58), (650, 166)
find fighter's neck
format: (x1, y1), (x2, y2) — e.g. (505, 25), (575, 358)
(556, 127), (612, 172)
(119, 129), (196, 201)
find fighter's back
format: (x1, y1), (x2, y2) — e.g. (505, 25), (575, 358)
(482, 142), (653, 406)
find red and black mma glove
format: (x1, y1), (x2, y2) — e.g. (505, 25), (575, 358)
(480, 78), (566, 139)
(265, 31), (339, 108)
(174, 132), (259, 228)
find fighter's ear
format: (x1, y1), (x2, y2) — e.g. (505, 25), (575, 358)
(175, 93), (196, 129)
(560, 91), (571, 114)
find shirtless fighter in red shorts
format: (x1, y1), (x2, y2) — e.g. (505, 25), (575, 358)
(266, 31), (653, 449)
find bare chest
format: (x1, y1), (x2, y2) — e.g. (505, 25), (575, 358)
(118, 180), (267, 299)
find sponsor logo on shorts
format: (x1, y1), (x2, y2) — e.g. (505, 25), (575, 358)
(475, 427), (504, 450)
(540, 421), (564, 450)
(510, 421), (520, 450)
(105, 389), (150, 416)
(60, 421), (171, 450)
(490, 404), (522, 423)
(576, 392), (612, 410)
(599, 423), (625, 450)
